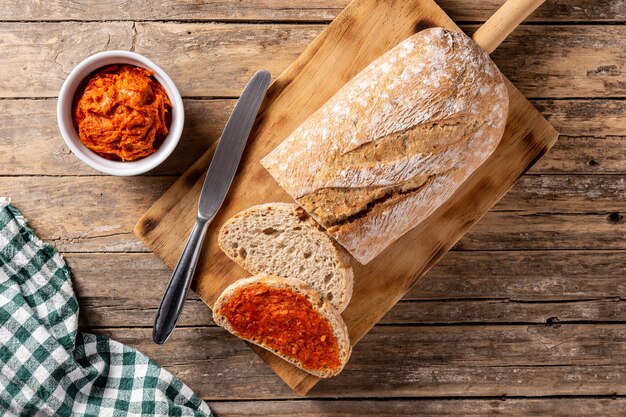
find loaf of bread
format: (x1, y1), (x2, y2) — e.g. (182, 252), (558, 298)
(218, 203), (353, 312)
(213, 274), (351, 378)
(261, 27), (509, 264)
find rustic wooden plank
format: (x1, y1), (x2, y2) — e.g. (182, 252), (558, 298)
(0, 99), (624, 176)
(69, 253), (212, 328)
(0, 22), (133, 98)
(1, 177), (174, 252)
(68, 250), (626, 303)
(71, 249), (626, 300)
(135, 24), (626, 99)
(68, 251), (626, 327)
(529, 136), (626, 174)
(131, 22), (317, 99)
(1, 23), (623, 98)
(494, 175), (625, 213)
(487, 25), (626, 99)
(384, 299), (626, 324)
(536, 100), (626, 137)
(93, 325), (626, 399)
(456, 212), (625, 251)
(409, 250), (625, 300)
(179, 363), (626, 398)
(0, 0), (348, 22)
(79, 295), (626, 328)
(2, 0), (624, 23)
(208, 398), (626, 417)
(2, 175), (622, 253)
(0, 22), (317, 98)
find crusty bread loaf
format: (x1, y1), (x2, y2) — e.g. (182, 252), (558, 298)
(218, 203), (353, 312)
(261, 27), (509, 264)
(213, 274), (351, 378)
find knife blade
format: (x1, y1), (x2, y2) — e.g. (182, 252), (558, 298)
(198, 70), (271, 219)
(153, 70), (271, 344)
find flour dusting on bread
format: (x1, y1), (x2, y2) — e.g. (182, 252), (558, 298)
(262, 28), (509, 263)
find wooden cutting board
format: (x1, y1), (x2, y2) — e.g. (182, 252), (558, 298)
(135, 0), (558, 395)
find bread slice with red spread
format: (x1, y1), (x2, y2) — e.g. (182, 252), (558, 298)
(218, 203), (353, 312)
(213, 274), (351, 378)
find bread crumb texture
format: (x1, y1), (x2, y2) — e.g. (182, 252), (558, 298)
(218, 203), (353, 311)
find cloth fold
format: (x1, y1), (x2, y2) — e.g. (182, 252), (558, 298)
(0, 198), (212, 416)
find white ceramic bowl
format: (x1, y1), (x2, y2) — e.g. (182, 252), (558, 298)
(57, 51), (184, 176)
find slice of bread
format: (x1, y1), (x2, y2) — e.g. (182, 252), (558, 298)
(213, 274), (351, 378)
(218, 203), (354, 312)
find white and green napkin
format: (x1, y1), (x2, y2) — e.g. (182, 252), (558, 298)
(0, 197), (212, 416)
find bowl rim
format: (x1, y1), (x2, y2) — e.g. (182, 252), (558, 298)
(57, 50), (185, 176)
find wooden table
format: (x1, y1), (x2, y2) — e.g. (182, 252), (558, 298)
(1, 1), (624, 415)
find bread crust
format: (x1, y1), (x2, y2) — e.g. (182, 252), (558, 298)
(218, 202), (354, 312)
(213, 274), (351, 378)
(261, 28), (509, 264)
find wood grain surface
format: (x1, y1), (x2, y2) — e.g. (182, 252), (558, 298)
(1, 23), (623, 98)
(135, 0), (560, 395)
(2, 0), (625, 22)
(0, 0), (624, 414)
(206, 399), (626, 416)
(4, 175), (622, 253)
(1, 99), (622, 176)
(94, 325), (626, 398)
(71, 250), (625, 328)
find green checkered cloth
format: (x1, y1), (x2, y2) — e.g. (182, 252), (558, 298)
(0, 197), (212, 416)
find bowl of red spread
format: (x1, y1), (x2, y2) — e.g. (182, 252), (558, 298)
(57, 51), (184, 176)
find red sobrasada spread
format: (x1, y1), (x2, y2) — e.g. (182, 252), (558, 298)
(219, 283), (341, 371)
(73, 65), (172, 161)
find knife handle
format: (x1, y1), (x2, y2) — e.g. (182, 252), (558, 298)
(153, 217), (210, 344)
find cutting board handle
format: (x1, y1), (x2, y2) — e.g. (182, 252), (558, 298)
(472, 0), (545, 54)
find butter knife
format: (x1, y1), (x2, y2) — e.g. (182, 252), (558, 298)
(153, 70), (271, 344)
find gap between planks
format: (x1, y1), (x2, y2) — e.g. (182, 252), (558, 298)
(1, 96), (624, 101)
(80, 320), (626, 331)
(1, 0), (624, 23)
(55, 248), (626, 254)
(0, 19), (625, 25)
